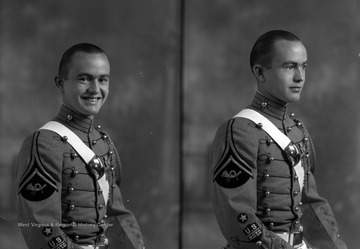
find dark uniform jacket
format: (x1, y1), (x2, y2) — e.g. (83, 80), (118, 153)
(210, 92), (347, 249)
(16, 105), (144, 249)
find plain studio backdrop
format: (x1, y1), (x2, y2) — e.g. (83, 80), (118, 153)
(0, 0), (359, 248)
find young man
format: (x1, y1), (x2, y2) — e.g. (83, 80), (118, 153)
(210, 30), (347, 249)
(16, 43), (144, 249)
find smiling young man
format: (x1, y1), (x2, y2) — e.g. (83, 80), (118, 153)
(16, 43), (144, 249)
(210, 30), (347, 249)
(56, 51), (110, 118)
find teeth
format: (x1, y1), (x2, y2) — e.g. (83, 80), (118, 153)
(84, 98), (99, 102)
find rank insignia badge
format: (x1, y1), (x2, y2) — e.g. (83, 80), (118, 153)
(213, 120), (253, 188)
(48, 235), (67, 249)
(18, 133), (58, 201)
(243, 222), (263, 241)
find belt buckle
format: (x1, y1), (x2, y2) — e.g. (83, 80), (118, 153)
(96, 245), (109, 249)
(81, 244), (109, 249)
(290, 231), (303, 247)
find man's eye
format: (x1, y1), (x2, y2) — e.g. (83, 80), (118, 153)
(285, 65), (295, 70)
(79, 77), (90, 82)
(99, 78), (109, 84)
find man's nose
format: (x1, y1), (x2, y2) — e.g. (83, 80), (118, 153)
(294, 67), (305, 82)
(88, 80), (100, 92)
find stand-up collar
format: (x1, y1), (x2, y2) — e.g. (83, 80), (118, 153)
(55, 105), (94, 133)
(250, 91), (288, 120)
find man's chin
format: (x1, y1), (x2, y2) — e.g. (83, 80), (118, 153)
(288, 97), (301, 103)
(286, 93), (302, 103)
(80, 107), (101, 117)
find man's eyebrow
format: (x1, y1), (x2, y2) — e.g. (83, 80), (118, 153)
(77, 73), (110, 78)
(77, 72), (93, 78)
(281, 61), (308, 65)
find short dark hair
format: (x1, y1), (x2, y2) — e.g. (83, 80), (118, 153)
(250, 30), (301, 73)
(58, 43), (107, 78)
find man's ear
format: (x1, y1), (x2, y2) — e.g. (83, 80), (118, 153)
(55, 76), (64, 89)
(253, 64), (265, 82)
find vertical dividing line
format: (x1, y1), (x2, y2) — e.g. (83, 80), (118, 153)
(178, 0), (186, 248)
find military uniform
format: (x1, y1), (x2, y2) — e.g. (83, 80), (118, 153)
(210, 92), (347, 249)
(16, 105), (144, 249)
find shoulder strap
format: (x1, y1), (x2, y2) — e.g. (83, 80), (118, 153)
(39, 121), (95, 163)
(234, 108), (305, 192)
(38, 121), (110, 204)
(234, 109), (291, 149)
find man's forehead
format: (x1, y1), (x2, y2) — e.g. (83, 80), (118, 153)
(272, 40), (307, 63)
(70, 52), (110, 68)
(71, 52), (109, 62)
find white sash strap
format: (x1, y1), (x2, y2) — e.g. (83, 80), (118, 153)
(39, 121), (109, 204)
(234, 109), (304, 192)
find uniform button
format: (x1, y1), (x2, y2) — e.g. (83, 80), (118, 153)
(104, 214), (108, 218)
(268, 221), (274, 230)
(62, 136), (68, 142)
(256, 123), (263, 129)
(267, 156), (274, 164)
(295, 206), (300, 212)
(263, 204), (271, 214)
(67, 115), (73, 121)
(92, 140), (97, 146)
(102, 135), (108, 140)
(262, 188), (270, 197)
(286, 127), (292, 132)
(98, 189), (103, 195)
(266, 139), (273, 146)
(256, 241), (262, 246)
(74, 234), (79, 241)
(68, 204), (75, 210)
(304, 137), (309, 142)
(294, 175), (299, 181)
(97, 125), (102, 129)
(293, 191), (299, 196)
(98, 204), (104, 210)
(290, 113), (295, 118)
(70, 153), (77, 160)
(68, 187), (74, 194)
(112, 184), (116, 188)
(100, 234), (105, 238)
(307, 171), (311, 175)
(99, 220), (105, 225)
(109, 150), (113, 155)
(296, 121), (302, 126)
(110, 167), (115, 172)
(263, 173), (270, 181)
(71, 170), (79, 177)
